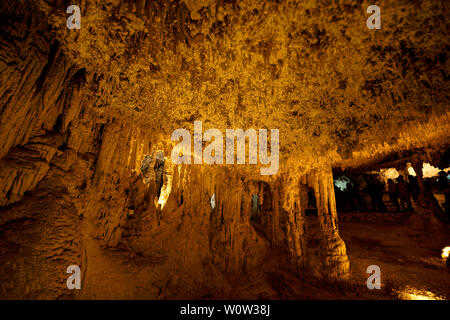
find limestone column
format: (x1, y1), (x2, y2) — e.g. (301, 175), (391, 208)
(307, 167), (350, 281)
(411, 155), (425, 196)
(282, 174), (307, 269)
(410, 154), (447, 223)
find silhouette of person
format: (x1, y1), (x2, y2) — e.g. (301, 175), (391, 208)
(397, 175), (412, 211)
(388, 178), (399, 211)
(346, 182), (358, 212)
(408, 175), (419, 202)
(366, 175), (386, 212)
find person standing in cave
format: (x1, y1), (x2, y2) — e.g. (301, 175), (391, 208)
(365, 176), (376, 212)
(397, 175), (412, 212)
(346, 182), (358, 212)
(352, 180), (365, 212)
(374, 176), (387, 212)
(356, 176), (369, 212)
(366, 176), (386, 212)
(408, 175), (420, 203)
(154, 153), (165, 199)
(388, 178), (399, 211)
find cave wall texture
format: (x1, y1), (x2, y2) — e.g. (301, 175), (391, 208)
(0, 0), (448, 299)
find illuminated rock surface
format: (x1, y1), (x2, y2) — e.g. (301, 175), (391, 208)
(0, 0), (448, 299)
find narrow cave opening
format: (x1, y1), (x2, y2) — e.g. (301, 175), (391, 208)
(52, 114), (63, 133)
(303, 184), (322, 265)
(250, 194), (260, 223)
(154, 151), (165, 199)
(249, 182), (275, 241)
(305, 187), (317, 216)
(261, 183), (273, 212)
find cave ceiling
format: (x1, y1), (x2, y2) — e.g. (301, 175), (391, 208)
(22, 0), (450, 174)
(1, 0), (450, 301)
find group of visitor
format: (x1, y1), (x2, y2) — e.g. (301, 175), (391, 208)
(335, 170), (449, 214)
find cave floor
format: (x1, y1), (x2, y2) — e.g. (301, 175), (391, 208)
(76, 211), (450, 300)
(338, 212), (450, 300)
(220, 212), (450, 300)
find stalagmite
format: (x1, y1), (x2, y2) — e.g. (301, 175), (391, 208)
(410, 155), (448, 223)
(282, 174), (307, 269)
(0, 0), (448, 300)
(307, 167), (350, 281)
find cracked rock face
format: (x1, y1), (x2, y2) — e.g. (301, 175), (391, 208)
(0, 0), (448, 299)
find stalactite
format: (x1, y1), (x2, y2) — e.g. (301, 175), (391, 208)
(1, 0), (449, 299)
(270, 180), (282, 245)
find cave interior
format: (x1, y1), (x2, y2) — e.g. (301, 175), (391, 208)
(0, 0), (449, 300)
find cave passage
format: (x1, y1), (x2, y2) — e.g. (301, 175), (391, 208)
(333, 162), (450, 218)
(0, 0), (449, 301)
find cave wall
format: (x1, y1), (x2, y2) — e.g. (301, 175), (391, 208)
(0, 0), (448, 299)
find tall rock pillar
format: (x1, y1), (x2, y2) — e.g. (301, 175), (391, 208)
(307, 167), (350, 281)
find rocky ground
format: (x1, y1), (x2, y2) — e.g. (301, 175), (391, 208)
(154, 211), (450, 300)
(1, 0), (449, 300)
(340, 212), (450, 300)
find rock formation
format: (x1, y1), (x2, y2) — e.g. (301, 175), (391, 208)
(0, 0), (448, 299)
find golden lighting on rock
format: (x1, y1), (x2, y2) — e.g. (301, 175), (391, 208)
(157, 187), (171, 209)
(442, 246), (450, 260)
(157, 168), (173, 210)
(395, 286), (445, 300)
